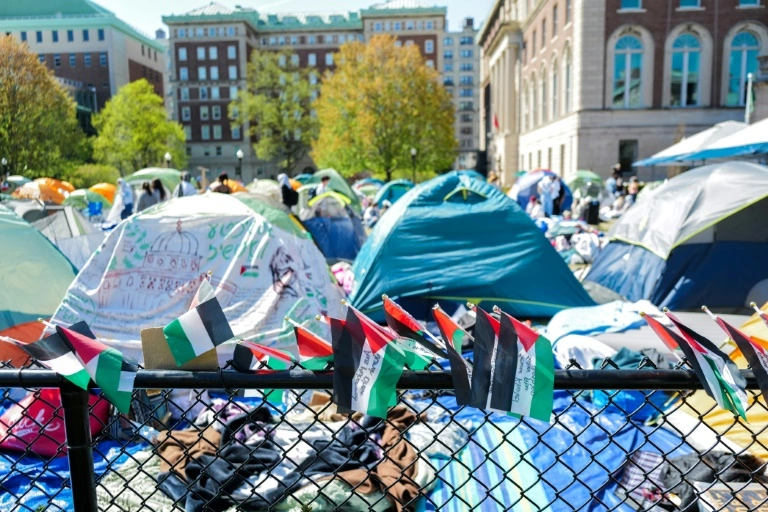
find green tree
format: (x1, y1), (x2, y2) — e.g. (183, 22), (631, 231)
(231, 49), (319, 174)
(92, 79), (186, 175)
(0, 36), (86, 178)
(61, 163), (120, 189)
(313, 35), (456, 182)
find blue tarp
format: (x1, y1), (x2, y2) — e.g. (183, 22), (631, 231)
(685, 142), (768, 161)
(350, 171), (594, 320)
(303, 215), (366, 261)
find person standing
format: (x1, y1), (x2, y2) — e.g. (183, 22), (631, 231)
(538, 174), (555, 217)
(151, 178), (166, 203)
(211, 173), (232, 194)
(277, 173), (298, 208)
(173, 172), (197, 198)
(117, 178), (134, 219)
(136, 182), (158, 212)
(315, 175), (331, 197)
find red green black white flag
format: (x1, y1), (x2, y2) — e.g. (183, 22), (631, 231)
(286, 317), (333, 370)
(383, 295), (448, 358)
(432, 305), (473, 406)
(163, 295), (235, 367)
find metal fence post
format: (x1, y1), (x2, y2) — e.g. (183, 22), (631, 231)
(60, 384), (98, 512)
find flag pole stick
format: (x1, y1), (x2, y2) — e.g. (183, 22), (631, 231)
(745, 72), (754, 125)
(701, 306), (736, 351)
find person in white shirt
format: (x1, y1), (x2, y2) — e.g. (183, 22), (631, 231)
(173, 172), (198, 198)
(314, 175), (331, 197)
(538, 175), (555, 217)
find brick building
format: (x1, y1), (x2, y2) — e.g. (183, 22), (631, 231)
(163, 0), (450, 181)
(0, 0), (166, 135)
(479, 0), (768, 185)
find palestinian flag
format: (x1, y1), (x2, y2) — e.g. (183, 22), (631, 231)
(5, 324), (91, 390)
(639, 312), (684, 360)
(232, 340), (295, 402)
(707, 307), (768, 404)
(346, 301), (432, 371)
(468, 306), (503, 411)
(286, 318), (333, 370)
(57, 324), (137, 414)
(331, 305), (405, 419)
(189, 273), (215, 310)
(163, 295), (234, 367)
(383, 295), (448, 358)
(750, 302), (768, 329)
(646, 312), (747, 419)
(432, 305), (473, 406)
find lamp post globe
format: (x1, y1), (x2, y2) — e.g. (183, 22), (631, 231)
(164, 152), (172, 168)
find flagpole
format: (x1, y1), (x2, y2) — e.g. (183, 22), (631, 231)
(745, 72), (754, 125)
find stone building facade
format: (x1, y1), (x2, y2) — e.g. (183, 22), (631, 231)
(479, 0), (768, 185)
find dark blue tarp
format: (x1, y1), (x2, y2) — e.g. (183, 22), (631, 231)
(303, 216), (366, 261)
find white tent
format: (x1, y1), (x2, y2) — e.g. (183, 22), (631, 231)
(682, 117), (768, 162)
(33, 206), (106, 269)
(632, 121), (746, 167)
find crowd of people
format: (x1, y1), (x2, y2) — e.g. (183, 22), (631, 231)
(526, 174), (568, 220)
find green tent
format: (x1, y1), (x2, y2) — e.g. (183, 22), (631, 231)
(350, 172), (594, 320)
(125, 168), (182, 194)
(566, 170), (604, 198)
(0, 205), (77, 331)
(63, 189), (113, 210)
(307, 169), (362, 214)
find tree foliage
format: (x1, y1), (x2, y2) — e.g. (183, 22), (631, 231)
(231, 49), (319, 174)
(313, 35), (456, 181)
(61, 163), (120, 189)
(0, 36), (86, 178)
(92, 79), (186, 175)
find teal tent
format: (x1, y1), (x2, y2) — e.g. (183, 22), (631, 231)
(0, 205), (77, 331)
(307, 169), (362, 214)
(349, 172), (594, 320)
(373, 179), (413, 206)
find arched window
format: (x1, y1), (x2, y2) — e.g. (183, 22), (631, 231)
(727, 31), (759, 106)
(551, 60), (559, 119)
(531, 73), (538, 127)
(563, 49), (572, 113)
(541, 69), (548, 123)
(670, 33), (701, 106)
(613, 35), (643, 108)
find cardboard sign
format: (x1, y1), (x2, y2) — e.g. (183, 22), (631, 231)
(141, 327), (219, 370)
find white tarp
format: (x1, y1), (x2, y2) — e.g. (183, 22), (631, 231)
(50, 193), (344, 362)
(632, 121), (746, 167)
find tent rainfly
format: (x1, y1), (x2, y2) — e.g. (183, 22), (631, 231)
(681, 117), (768, 162)
(632, 121), (747, 167)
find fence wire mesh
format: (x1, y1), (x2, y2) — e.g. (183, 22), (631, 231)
(0, 358), (767, 512)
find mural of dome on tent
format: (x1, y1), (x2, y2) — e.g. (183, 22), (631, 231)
(145, 220), (201, 273)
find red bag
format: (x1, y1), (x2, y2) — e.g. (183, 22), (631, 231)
(0, 389), (110, 457)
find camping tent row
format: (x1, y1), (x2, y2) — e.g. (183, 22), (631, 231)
(633, 118), (768, 167)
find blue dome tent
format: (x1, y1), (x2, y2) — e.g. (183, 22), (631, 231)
(586, 162), (768, 309)
(507, 170), (573, 212)
(373, 179), (414, 206)
(300, 191), (366, 261)
(349, 172), (594, 320)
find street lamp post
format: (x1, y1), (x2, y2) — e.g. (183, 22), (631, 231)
(236, 149), (244, 179)
(410, 147), (417, 183)
(164, 152), (172, 168)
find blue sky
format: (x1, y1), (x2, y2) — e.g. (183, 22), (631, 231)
(98, 0), (494, 37)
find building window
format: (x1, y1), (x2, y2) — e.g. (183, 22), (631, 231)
(269, 37), (277, 45)
(178, 29), (186, 38)
(211, 87), (220, 99)
(200, 106), (209, 121)
(739, 0), (759, 5)
(613, 35), (643, 108)
(232, 126), (241, 139)
(426, 21), (434, 29)
(213, 125), (222, 140)
(621, 0), (642, 8)
(460, 50), (473, 58)
(278, 36), (285, 46)
(566, 0), (573, 23)
(308, 35), (316, 44)
(141, 45), (145, 57)
(552, 61), (559, 118)
(53, 54), (61, 67)
(460, 62), (473, 71)
(200, 87), (208, 100)
(197, 47), (205, 60)
(84, 54), (91, 67)
(679, 0), (700, 6)
(180, 67), (189, 80)
(180, 87), (190, 100)
(179, 47), (187, 61)
(209, 47), (218, 59)
(374, 22), (382, 32)
(542, 19), (546, 46)
(727, 31), (760, 106)
(36, 31), (42, 43)
(460, 101), (473, 110)
(460, 127), (473, 135)
(98, 29), (105, 41)
(65, 30), (73, 42)
(228, 65), (237, 79)
(201, 125), (210, 140)
(426, 59), (434, 68)
(553, 5), (559, 36)
(210, 66), (219, 80)
(522, 82), (529, 131)
(182, 107), (191, 121)
(670, 33), (701, 106)
(291, 35), (298, 45)
(216, 146), (222, 156)
(564, 50), (572, 113)
(198, 66), (207, 80)
(460, 75), (473, 85)
(308, 53), (316, 66)
(83, 29), (89, 41)
(325, 53), (333, 66)
(541, 70), (548, 123)
(227, 27), (236, 36)
(444, 77), (454, 86)
(460, 88), (473, 97)
(183, 126), (192, 140)
(100, 52), (107, 67)
(425, 40), (434, 54)
(227, 45), (236, 59)
(444, 62), (453, 72)
(460, 36), (473, 45)
(531, 74), (538, 126)
(52, 30), (58, 43)
(532, 30), (537, 53)
(212, 105), (221, 120)
(278, 54), (286, 67)
(207, 27), (216, 37)
(69, 54), (76, 67)
(461, 113), (473, 122)
(195, 28), (204, 37)
(229, 86), (238, 98)
(21, 31), (27, 42)
(444, 37), (453, 46)
(619, 140), (638, 173)
(291, 54), (299, 66)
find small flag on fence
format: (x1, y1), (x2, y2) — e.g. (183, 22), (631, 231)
(189, 272), (216, 310)
(330, 304), (405, 419)
(432, 305), (473, 406)
(286, 317), (333, 370)
(163, 295), (234, 367)
(383, 295), (448, 358)
(645, 311), (747, 419)
(468, 305), (504, 412)
(232, 339), (295, 402)
(705, 306), (768, 404)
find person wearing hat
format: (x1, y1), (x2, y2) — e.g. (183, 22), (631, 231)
(173, 172), (198, 198)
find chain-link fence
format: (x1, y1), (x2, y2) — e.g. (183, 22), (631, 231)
(0, 358), (767, 512)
